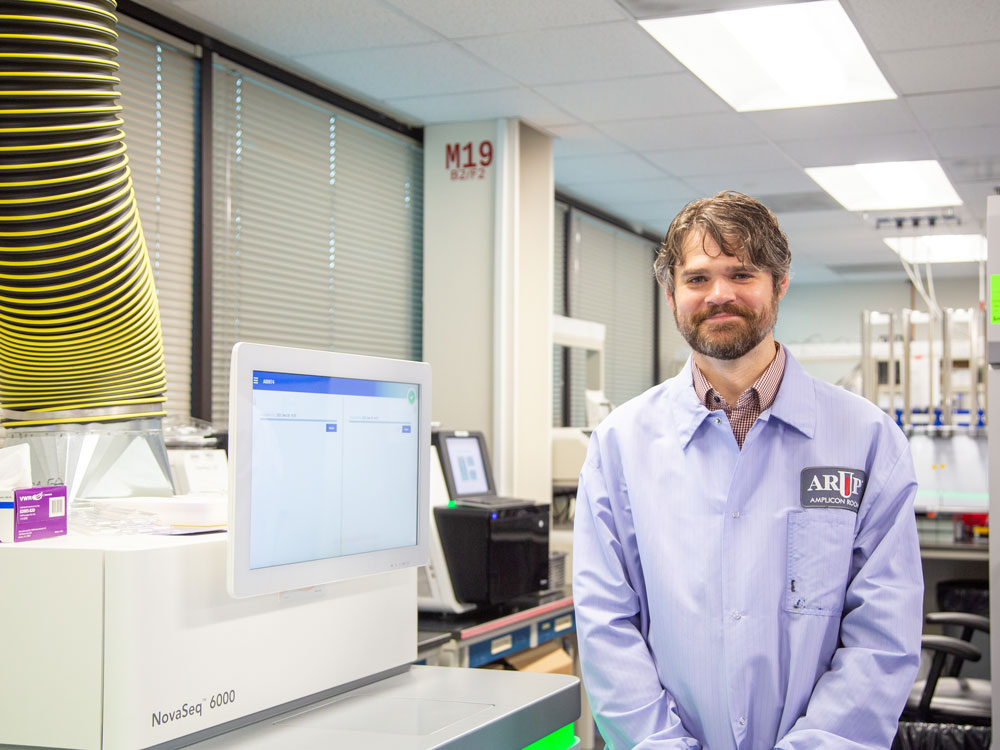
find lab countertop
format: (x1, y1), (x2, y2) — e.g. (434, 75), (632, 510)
(183, 664), (580, 750)
(920, 542), (989, 561)
(418, 588), (573, 641)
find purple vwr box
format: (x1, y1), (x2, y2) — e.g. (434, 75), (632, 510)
(0, 485), (68, 543)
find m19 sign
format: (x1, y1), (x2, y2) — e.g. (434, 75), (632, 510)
(445, 141), (493, 181)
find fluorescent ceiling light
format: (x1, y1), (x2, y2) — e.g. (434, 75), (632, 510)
(884, 235), (986, 264)
(639, 1), (896, 112)
(805, 160), (962, 211)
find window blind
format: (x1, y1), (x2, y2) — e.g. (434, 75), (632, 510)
(211, 61), (423, 425)
(553, 202), (567, 315)
(117, 23), (197, 419)
(567, 213), (656, 424)
(610, 229), (656, 404)
(552, 202), (568, 426)
(659, 283), (691, 382)
(328, 116), (423, 358)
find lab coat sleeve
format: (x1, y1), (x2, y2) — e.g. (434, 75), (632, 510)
(573, 433), (702, 750)
(775, 442), (923, 750)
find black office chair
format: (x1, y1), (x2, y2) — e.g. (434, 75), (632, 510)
(937, 580), (989, 620)
(925, 612), (990, 678)
(892, 721), (991, 750)
(904, 613), (991, 726)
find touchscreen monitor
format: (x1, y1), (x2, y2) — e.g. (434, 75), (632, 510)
(228, 343), (431, 598)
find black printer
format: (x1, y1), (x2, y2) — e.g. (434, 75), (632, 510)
(431, 430), (550, 606)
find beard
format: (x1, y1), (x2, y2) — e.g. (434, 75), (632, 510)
(674, 292), (779, 361)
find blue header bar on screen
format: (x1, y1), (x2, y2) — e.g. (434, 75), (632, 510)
(253, 371), (415, 399)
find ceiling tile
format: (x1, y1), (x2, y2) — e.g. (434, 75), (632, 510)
(745, 100), (914, 141)
(784, 228), (897, 266)
(685, 169), (817, 196)
(844, 0), (1000, 52)
(294, 43), (513, 98)
(927, 125), (1000, 159)
(598, 112), (764, 151)
(645, 143), (797, 177)
(386, 87), (576, 127)
(881, 42), (1000, 95)
(163, 0), (437, 54)
(756, 192), (842, 213)
(777, 131), (934, 167)
(951, 178), (1000, 225)
(383, 0), (627, 37)
(618, 197), (692, 218)
(536, 73), (727, 122)
(457, 22), (682, 85)
(617, 198), (692, 228)
(560, 177), (693, 206)
(908, 88), (1000, 130)
(771, 209), (869, 232)
(547, 124), (629, 158)
(555, 153), (666, 184)
(638, 220), (672, 236)
(944, 156), (1000, 182)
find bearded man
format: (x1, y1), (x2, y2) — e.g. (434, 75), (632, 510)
(573, 191), (923, 750)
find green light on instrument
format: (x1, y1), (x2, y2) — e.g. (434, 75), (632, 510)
(521, 724), (575, 750)
(991, 275), (1000, 325)
(447, 499), (456, 508)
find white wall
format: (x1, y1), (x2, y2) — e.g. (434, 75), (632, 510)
(512, 123), (553, 503)
(422, 120), (553, 501)
(422, 121), (497, 441)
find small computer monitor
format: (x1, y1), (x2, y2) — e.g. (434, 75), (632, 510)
(432, 430), (496, 500)
(227, 342), (431, 598)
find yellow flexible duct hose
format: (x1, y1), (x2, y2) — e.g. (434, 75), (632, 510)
(0, 0), (168, 429)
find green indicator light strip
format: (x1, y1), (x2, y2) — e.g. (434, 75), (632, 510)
(521, 724), (576, 750)
(991, 275), (1000, 325)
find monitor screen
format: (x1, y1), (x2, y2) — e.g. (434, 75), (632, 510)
(443, 436), (490, 496)
(431, 430), (496, 502)
(249, 371), (419, 570)
(228, 343), (430, 598)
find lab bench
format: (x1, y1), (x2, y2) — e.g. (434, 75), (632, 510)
(419, 589), (596, 749)
(419, 589), (575, 668)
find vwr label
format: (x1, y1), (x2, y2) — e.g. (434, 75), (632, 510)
(151, 690), (236, 728)
(445, 141), (493, 181)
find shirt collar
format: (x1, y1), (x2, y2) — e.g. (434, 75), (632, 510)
(668, 344), (815, 448)
(692, 343), (785, 411)
(766, 345), (816, 439)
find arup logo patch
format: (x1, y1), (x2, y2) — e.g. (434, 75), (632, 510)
(800, 467), (867, 513)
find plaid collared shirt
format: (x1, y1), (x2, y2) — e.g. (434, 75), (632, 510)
(692, 343), (786, 449)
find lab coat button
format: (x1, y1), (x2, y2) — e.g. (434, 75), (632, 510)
(731, 610), (743, 620)
(738, 716), (747, 726)
(715, 417), (721, 424)
(731, 511), (741, 518)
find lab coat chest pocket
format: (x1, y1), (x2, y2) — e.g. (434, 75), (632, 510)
(785, 510), (856, 617)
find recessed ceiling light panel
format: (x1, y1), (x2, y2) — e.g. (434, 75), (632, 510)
(639, 0), (896, 111)
(884, 234), (985, 264)
(805, 160), (963, 211)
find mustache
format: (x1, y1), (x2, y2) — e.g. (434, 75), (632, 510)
(691, 303), (755, 325)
